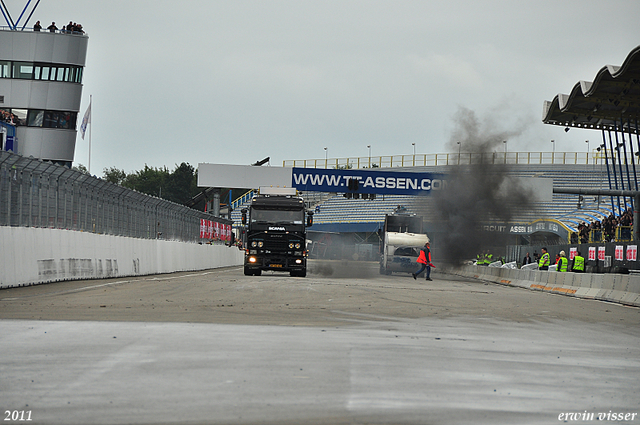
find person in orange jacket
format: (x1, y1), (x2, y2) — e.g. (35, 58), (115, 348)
(412, 242), (433, 281)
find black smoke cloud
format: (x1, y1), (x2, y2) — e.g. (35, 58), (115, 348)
(422, 106), (538, 263)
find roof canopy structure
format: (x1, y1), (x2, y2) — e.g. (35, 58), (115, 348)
(543, 45), (640, 134)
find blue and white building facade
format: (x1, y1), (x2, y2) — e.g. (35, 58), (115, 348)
(0, 28), (88, 167)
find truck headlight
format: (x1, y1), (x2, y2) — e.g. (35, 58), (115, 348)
(251, 241), (257, 247)
(258, 241), (264, 247)
(295, 243), (301, 249)
(295, 259), (302, 264)
(248, 256), (257, 263)
(289, 243), (294, 249)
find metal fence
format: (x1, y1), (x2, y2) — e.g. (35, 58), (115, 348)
(0, 151), (228, 241)
(284, 151), (633, 169)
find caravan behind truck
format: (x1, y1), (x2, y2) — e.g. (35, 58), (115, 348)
(379, 212), (429, 275)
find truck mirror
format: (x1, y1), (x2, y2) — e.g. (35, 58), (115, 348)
(241, 208), (247, 225)
(307, 211), (314, 227)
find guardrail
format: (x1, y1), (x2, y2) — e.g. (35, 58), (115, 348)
(451, 264), (640, 307)
(231, 190), (254, 212)
(284, 151), (633, 169)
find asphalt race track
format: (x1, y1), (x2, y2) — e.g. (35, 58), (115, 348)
(1, 260), (639, 425)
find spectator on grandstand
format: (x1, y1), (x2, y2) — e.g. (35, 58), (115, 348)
(603, 215), (617, 242)
(47, 22), (58, 32)
(33, 21), (42, 31)
(578, 222), (589, 244)
(620, 209), (633, 226)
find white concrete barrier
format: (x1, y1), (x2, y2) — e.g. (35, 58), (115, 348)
(449, 264), (640, 308)
(0, 227), (244, 288)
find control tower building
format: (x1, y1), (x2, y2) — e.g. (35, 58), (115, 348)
(0, 14), (88, 167)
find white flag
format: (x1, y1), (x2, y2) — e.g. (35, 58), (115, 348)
(80, 101), (91, 140)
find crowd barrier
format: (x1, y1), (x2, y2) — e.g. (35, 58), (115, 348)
(0, 226), (244, 289)
(448, 264), (640, 308)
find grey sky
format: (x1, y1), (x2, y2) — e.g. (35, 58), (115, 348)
(14, 0), (640, 174)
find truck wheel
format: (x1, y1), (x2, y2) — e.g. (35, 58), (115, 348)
(254, 269), (262, 276)
(291, 270), (306, 277)
(244, 267), (252, 276)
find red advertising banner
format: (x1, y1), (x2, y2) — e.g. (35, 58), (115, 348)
(615, 245), (624, 261)
(200, 219), (232, 241)
(569, 247), (577, 260)
(588, 247), (596, 261)
(597, 246), (606, 261)
(627, 245), (637, 261)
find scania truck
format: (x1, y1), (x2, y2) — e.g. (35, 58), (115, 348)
(241, 187), (312, 277)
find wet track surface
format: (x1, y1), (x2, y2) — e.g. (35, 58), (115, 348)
(1, 261), (639, 424)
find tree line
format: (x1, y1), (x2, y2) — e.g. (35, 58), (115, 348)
(72, 163), (241, 212)
(102, 163), (200, 205)
(72, 163), (202, 206)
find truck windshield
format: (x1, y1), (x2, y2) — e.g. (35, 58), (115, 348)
(250, 208), (304, 224)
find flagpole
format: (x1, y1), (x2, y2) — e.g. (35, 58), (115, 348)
(88, 94), (92, 174)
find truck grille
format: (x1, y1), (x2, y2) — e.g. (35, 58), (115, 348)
(265, 236), (288, 251)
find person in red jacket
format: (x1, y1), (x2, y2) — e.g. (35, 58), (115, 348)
(412, 242), (433, 281)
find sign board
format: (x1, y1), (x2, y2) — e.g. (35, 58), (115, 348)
(198, 164), (553, 200)
(627, 245), (637, 261)
(291, 167), (446, 196)
(589, 246), (596, 261)
(198, 164), (293, 189)
(615, 245), (624, 261)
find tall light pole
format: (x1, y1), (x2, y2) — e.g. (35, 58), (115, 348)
(551, 140), (555, 163)
(503, 140), (507, 164)
(412, 143), (416, 166)
(457, 141), (461, 165)
(585, 140), (590, 165)
(367, 145), (371, 167)
(324, 147), (328, 168)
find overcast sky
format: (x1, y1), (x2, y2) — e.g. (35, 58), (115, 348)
(11, 0), (640, 174)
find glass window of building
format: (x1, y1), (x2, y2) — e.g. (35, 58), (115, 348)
(27, 110), (45, 127)
(0, 61), (9, 78)
(44, 111), (58, 127)
(0, 108), (13, 124)
(12, 62), (33, 79)
(40, 65), (50, 80)
(11, 109), (28, 126)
